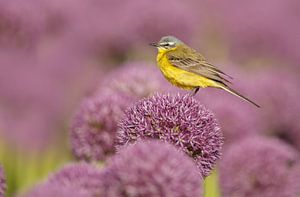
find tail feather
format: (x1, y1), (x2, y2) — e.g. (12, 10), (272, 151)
(220, 85), (260, 108)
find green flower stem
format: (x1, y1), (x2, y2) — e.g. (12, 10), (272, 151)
(204, 169), (220, 197)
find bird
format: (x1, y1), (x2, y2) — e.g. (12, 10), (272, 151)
(150, 35), (260, 108)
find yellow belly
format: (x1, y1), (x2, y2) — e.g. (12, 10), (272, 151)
(157, 54), (218, 90)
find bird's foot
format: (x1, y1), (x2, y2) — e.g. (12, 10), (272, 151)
(189, 87), (200, 97)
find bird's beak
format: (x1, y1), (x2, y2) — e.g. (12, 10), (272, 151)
(149, 42), (158, 47)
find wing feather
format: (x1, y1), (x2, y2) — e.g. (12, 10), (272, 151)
(167, 45), (232, 85)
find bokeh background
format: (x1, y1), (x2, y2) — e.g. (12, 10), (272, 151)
(0, 0), (299, 196)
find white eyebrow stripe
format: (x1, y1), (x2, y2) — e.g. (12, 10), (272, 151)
(159, 41), (175, 46)
(159, 42), (168, 46)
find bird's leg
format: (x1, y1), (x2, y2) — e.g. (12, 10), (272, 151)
(190, 87), (200, 97)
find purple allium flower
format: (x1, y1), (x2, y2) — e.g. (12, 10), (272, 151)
(48, 162), (103, 195)
(290, 165), (300, 194)
(102, 140), (203, 197)
(0, 48), (101, 152)
(0, 0), (41, 49)
(23, 183), (89, 197)
(0, 0), (70, 50)
(100, 62), (169, 99)
(118, 94), (223, 177)
(200, 92), (262, 144)
(248, 69), (300, 151)
(196, 66), (263, 144)
(0, 166), (6, 197)
(220, 136), (300, 197)
(70, 89), (132, 161)
(63, 0), (197, 63)
(120, 0), (197, 43)
(210, 0), (300, 66)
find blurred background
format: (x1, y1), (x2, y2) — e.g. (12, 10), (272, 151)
(0, 0), (299, 196)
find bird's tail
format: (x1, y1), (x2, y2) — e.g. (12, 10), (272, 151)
(219, 85), (260, 108)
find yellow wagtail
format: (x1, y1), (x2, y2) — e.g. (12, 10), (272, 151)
(150, 35), (260, 108)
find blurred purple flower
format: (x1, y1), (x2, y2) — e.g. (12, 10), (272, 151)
(210, 0), (300, 66)
(102, 140), (203, 197)
(196, 66), (263, 144)
(0, 46), (101, 152)
(290, 165), (300, 194)
(64, 0), (197, 63)
(1, 0), (199, 62)
(100, 62), (169, 99)
(200, 93), (262, 144)
(70, 89), (132, 161)
(48, 162), (103, 195)
(0, 0), (71, 50)
(0, 108), (57, 151)
(0, 166), (6, 197)
(120, 0), (197, 42)
(22, 183), (89, 197)
(220, 136), (300, 197)
(0, 0), (199, 153)
(0, 0), (41, 49)
(248, 69), (300, 151)
(118, 94), (223, 177)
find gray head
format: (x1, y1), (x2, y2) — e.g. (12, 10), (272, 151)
(150, 35), (183, 50)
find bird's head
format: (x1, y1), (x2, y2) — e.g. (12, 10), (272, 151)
(150, 36), (183, 52)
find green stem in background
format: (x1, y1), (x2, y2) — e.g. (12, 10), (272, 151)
(204, 169), (220, 197)
(0, 140), (71, 197)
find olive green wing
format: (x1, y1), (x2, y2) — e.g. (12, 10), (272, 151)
(166, 46), (233, 85)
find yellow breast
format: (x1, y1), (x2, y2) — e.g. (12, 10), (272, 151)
(156, 51), (218, 90)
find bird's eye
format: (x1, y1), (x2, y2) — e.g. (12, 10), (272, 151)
(167, 42), (175, 47)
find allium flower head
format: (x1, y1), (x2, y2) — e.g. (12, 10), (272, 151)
(23, 183), (89, 197)
(248, 69), (300, 151)
(118, 94), (223, 177)
(48, 162), (103, 195)
(70, 89), (132, 161)
(220, 136), (300, 197)
(201, 93), (262, 144)
(0, 0), (69, 50)
(59, 0), (197, 64)
(121, 0), (197, 42)
(197, 67), (263, 144)
(102, 140), (203, 197)
(0, 166), (6, 197)
(210, 0), (300, 65)
(101, 62), (167, 99)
